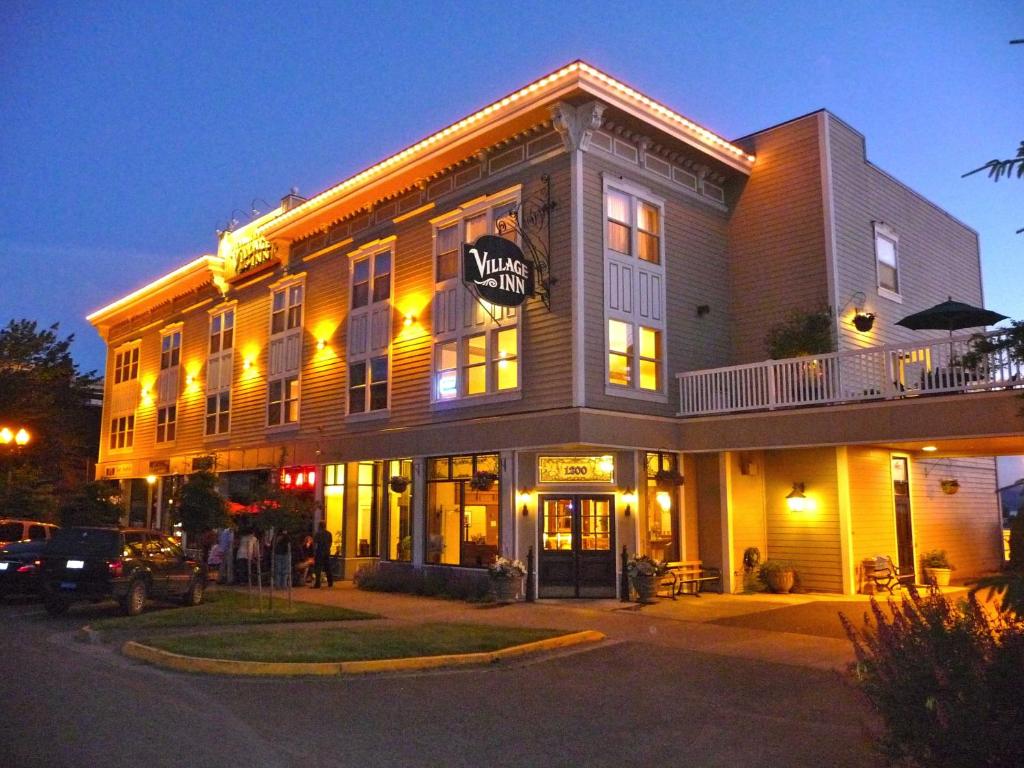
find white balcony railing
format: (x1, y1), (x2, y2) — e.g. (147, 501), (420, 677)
(677, 329), (1021, 417)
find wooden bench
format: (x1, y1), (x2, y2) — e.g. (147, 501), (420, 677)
(657, 560), (722, 599)
(866, 555), (915, 594)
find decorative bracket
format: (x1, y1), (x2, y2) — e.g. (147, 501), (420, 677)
(551, 100), (606, 152)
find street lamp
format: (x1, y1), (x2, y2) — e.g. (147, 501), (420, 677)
(0, 427), (31, 447)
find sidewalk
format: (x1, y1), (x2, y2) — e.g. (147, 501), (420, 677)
(262, 583), (876, 672)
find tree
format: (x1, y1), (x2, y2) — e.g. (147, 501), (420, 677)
(0, 320), (101, 519)
(175, 471), (227, 538)
(59, 481), (121, 527)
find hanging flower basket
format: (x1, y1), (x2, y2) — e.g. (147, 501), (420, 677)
(389, 476), (410, 494)
(654, 468), (685, 488)
(940, 478), (960, 495)
(469, 471), (498, 491)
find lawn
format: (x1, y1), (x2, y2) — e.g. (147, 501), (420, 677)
(91, 589), (377, 631)
(143, 623), (562, 663)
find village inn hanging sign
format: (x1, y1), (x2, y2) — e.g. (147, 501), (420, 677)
(463, 235), (534, 307)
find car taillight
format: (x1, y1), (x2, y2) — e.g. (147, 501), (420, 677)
(16, 559), (41, 574)
(108, 559), (124, 578)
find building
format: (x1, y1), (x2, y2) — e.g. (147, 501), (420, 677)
(87, 61), (1019, 597)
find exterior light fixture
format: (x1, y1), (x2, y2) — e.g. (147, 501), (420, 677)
(1, 427), (31, 446)
(146, 474), (158, 486)
(403, 313), (416, 328)
(517, 489), (532, 516)
(0, 428), (11, 445)
(655, 491), (672, 512)
(316, 339), (326, 351)
(598, 455), (614, 474)
(243, 358), (253, 370)
(786, 482), (809, 512)
(922, 445), (938, 453)
(621, 488), (637, 516)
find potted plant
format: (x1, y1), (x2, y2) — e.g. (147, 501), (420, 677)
(627, 554), (662, 604)
(389, 475), (410, 494)
(397, 535), (412, 561)
(488, 556), (526, 603)
(939, 478), (960, 495)
(758, 560), (797, 594)
(469, 471), (498, 491)
(921, 549), (954, 587)
(654, 467), (685, 487)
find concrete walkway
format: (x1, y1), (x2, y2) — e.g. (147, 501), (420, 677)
(245, 583), (925, 672)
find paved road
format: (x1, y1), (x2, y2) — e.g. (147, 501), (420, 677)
(0, 597), (877, 768)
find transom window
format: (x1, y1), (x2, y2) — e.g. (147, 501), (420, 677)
(113, 346), (139, 384)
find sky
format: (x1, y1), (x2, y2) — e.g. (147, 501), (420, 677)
(1, 1), (1021, 445)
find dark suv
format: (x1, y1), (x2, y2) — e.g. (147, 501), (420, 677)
(39, 527), (204, 616)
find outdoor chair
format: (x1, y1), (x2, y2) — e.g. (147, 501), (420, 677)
(867, 555), (915, 594)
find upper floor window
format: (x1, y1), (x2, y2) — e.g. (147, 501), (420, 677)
(113, 346), (139, 384)
(267, 280), (304, 427)
(874, 222), (900, 296)
(206, 306), (235, 437)
(603, 179), (666, 399)
(209, 309), (234, 353)
(109, 414), (134, 450)
(348, 244), (393, 416)
(431, 188), (522, 403)
(159, 331), (181, 371)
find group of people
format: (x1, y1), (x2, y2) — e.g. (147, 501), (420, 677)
(201, 521), (336, 589)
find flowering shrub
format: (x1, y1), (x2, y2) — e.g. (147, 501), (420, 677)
(841, 590), (1024, 766)
(488, 556), (526, 579)
(626, 554), (660, 578)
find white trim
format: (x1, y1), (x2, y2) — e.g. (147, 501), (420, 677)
(891, 453), (917, 577)
(835, 446), (856, 594)
(873, 221), (902, 299)
(586, 147), (727, 213)
(345, 234), (398, 260)
(572, 149), (585, 407)
(877, 286), (904, 304)
(817, 112), (841, 351)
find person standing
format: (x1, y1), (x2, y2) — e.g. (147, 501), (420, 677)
(312, 521), (333, 588)
(272, 528), (291, 589)
(217, 525), (235, 585)
(236, 528), (259, 585)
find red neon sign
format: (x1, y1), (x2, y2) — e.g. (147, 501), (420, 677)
(279, 465), (317, 490)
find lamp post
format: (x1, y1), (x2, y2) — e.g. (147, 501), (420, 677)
(0, 426), (32, 499)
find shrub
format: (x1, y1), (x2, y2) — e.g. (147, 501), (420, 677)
(920, 549), (954, 570)
(841, 591), (1024, 767)
(764, 308), (834, 359)
(354, 562), (491, 601)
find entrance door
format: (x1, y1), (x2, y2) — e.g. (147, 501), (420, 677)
(891, 457), (916, 580)
(538, 496), (616, 598)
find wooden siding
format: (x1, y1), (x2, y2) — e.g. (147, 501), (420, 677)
(98, 145), (574, 474)
(827, 115), (983, 352)
(727, 114), (830, 364)
(728, 450), (767, 591)
(581, 150), (733, 416)
(846, 446), (899, 576)
(911, 456), (1001, 580)
(763, 447), (843, 592)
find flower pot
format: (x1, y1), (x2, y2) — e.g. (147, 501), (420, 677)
(765, 569), (795, 594)
(632, 573), (658, 604)
(389, 477), (410, 494)
(924, 567), (951, 588)
(940, 479), (960, 495)
(491, 574), (523, 603)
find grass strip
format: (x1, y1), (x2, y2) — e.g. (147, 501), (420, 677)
(92, 590), (376, 631)
(143, 623), (562, 663)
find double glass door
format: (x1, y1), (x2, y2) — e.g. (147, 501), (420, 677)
(538, 495), (616, 598)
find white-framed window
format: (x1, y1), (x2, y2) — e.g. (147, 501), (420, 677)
(267, 278), (304, 426)
(113, 345), (139, 384)
(206, 305), (234, 436)
(347, 241), (393, 416)
(431, 186), (522, 402)
(109, 414), (134, 450)
(603, 177), (667, 399)
(156, 405), (176, 443)
(874, 222), (900, 298)
(159, 330), (181, 370)
(155, 325), (182, 431)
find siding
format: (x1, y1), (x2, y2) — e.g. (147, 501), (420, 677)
(911, 456), (1001, 580)
(827, 115), (983, 352)
(97, 142), (575, 473)
(846, 446), (899, 582)
(763, 447), (843, 592)
(581, 150), (733, 416)
(728, 450), (767, 591)
(727, 114), (830, 363)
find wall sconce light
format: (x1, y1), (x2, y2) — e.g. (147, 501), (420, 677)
(517, 490), (532, 516)
(598, 455), (614, 474)
(852, 312), (876, 332)
(403, 313), (416, 328)
(621, 488), (637, 516)
(146, 474), (158, 486)
(243, 358), (253, 371)
(655, 491), (672, 512)
(316, 338), (327, 351)
(786, 482), (809, 512)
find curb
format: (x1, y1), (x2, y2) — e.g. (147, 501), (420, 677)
(121, 630), (605, 677)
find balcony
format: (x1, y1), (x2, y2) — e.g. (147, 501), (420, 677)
(677, 329), (1021, 417)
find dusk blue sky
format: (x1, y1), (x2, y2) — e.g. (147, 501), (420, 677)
(2, 0), (1020, 379)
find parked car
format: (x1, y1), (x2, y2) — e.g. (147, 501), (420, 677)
(38, 527), (205, 616)
(0, 519), (58, 545)
(0, 539), (48, 599)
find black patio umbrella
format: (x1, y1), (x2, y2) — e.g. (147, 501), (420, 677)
(896, 297), (1008, 334)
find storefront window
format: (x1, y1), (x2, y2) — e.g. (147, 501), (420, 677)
(645, 452), (680, 562)
(323, 463), (344, 556)
(385, 459), (413, 561)
(356, 462), (377, 557)
(426, 454), (500, 568)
